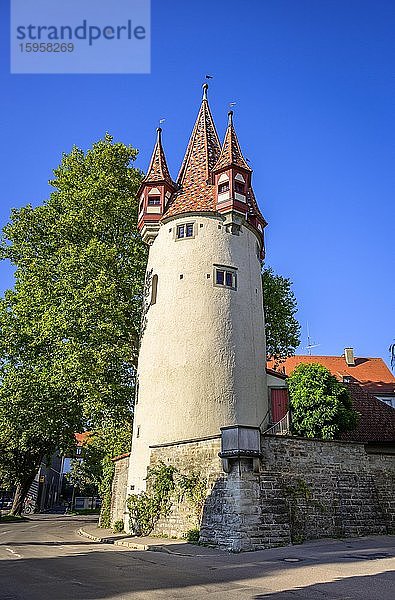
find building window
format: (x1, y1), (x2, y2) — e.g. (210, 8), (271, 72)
(234, 181), (245, 194)
(151, 274), (158, 305)
(148, 196), (160, 206)
(218, 182), (230, 194)
(177, 223), (194, 239)
(136, 426), (140, 438)
(215, 267), (237, 290)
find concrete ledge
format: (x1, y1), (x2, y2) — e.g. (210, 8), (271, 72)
(77, 528), (114, 544)
(77, 526), (191, 553)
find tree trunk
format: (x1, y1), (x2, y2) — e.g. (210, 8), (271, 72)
(10, 475), (36, 516)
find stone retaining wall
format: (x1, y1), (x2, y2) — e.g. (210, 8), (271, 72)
(146, 435), (395, 550)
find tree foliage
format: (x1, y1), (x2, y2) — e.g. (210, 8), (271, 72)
(67, 421), (132, 526)
(288, 363), (358, 439)
(262, 266), (301, 362)
(0, 135), (147, 514)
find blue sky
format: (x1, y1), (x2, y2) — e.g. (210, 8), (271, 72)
(1, 0), (394, 366)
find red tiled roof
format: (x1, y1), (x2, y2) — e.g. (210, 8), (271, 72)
(142, 127), (174, 187)
(164, 88), (221, 217)
(266, 367), (287, 380)
(340, 383), (395, 443)
(246, 186), (267, 226)
(267, 355), (395, 395)
(213, 111), (251, 173)
(75, 432), (91, 446)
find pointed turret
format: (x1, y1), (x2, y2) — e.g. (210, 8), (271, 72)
(212, 111), (266, 255)
(138, 127), (176, 244)
(143, 127), (174, 186)
(164, 84), (221, 217)
(213, 110), (251, 173)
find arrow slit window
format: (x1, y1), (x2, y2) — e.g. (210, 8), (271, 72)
(151, 274), (158, 305)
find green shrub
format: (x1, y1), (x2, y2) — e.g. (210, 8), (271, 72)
(288, 363), (358, 439)
(185, 528), (200, 543)
(113, 519), (125, 533)
(127, 463), (176, 536)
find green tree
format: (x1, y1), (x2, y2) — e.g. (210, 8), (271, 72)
(66, 421), (131, 525)
(262, 266), (300, 362)
(0, 135), (147, 514)
(288, 363), (358, 439)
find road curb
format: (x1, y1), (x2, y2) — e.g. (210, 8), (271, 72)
(77, 527), (167, 552)
(77, 527), (112, 543)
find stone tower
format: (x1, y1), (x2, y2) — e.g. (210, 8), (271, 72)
(127, 85), (268, 494)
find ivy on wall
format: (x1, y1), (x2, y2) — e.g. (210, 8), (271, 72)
(127, 462), (207, 537)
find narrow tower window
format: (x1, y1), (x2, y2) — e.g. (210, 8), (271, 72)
(216, 270), (224, 285)
(234, 181), (245, 194)
(151, 274), (158, 305)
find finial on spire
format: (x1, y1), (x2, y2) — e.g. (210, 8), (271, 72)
(228, 110), (234, 126)
(202, 82), (208, 100)
(156, 126), (162, 139)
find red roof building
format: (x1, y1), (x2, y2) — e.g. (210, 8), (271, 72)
(340, 383), (395, 444)
(268, 348), (395, 408)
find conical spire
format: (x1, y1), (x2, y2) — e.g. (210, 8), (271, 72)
(213, 111), (251, 173)
(143, 127), (174, 186)
(165, 84), (221, 217)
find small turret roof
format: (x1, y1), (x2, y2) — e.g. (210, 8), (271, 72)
(165, 84), (221, 217)
(213, 111), (251, 173)
(143, 127), (174, 187)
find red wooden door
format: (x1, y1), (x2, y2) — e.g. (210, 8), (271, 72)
(270, 388), (289, 423)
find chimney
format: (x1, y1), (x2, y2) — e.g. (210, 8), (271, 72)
(344, 347), (355, 366)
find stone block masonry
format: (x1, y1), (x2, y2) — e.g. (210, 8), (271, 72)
(142, 435), (395, 551)
(110, 453), (130, 526)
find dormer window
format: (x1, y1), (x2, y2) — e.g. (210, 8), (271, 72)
(148, 196), (161, 206)
(234, 181), (245, 194)
(218, 182), (230, 194)
(177, 223), (194, 239)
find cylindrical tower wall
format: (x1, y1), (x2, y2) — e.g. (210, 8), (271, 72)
(128, 214), (267, 492)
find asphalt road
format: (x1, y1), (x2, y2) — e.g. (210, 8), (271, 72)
(0, 515), (394, 599)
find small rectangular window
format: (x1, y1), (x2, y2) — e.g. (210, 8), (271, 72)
(218, 182), (230, 194)
(177, 223), (194, 239)
(216, 270), (224, 285)
(225, 272), (233, 287)
(234, 181), (245, 194)
(148, 196), (161, 206)
(215, 267), (237, 290)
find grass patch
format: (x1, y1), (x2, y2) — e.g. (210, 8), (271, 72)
(0, 515), (28, 523)
(68, 508), (100, 515)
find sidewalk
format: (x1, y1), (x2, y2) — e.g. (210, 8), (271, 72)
(78, 521), (219, 555)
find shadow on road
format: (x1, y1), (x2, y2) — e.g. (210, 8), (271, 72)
(0, 542), (394, 599)
(253, 571), (394, 598)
